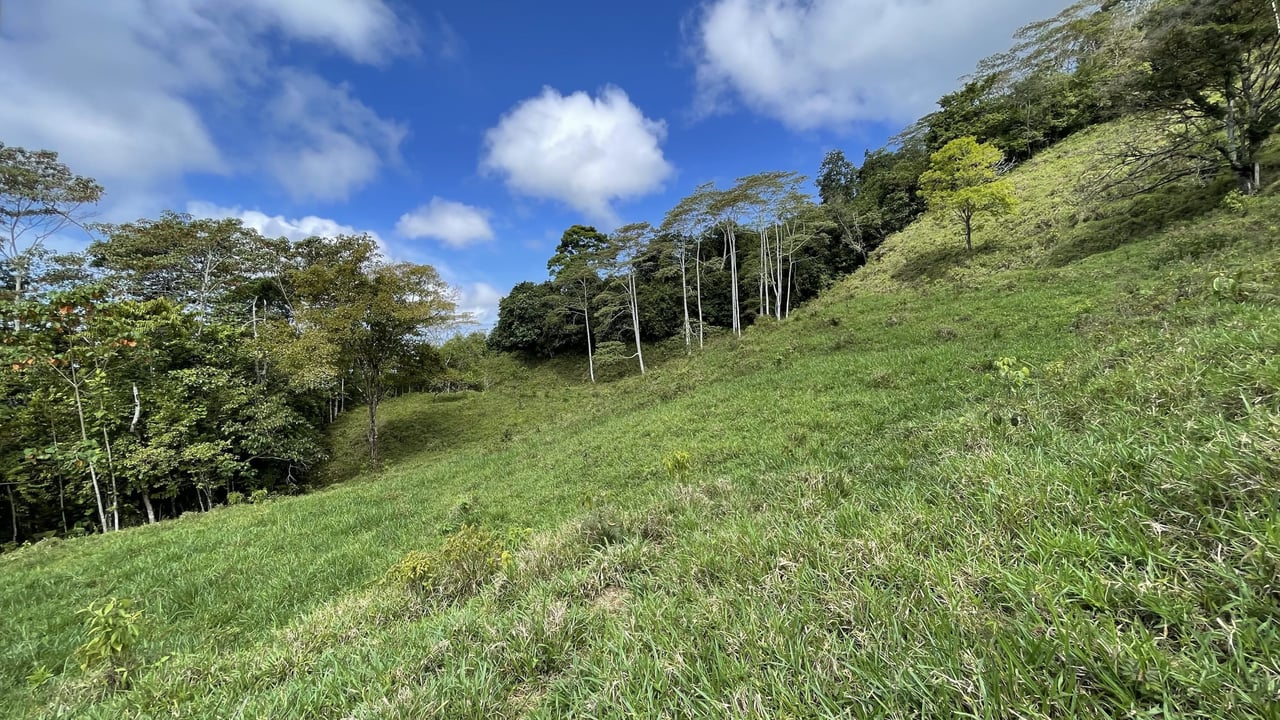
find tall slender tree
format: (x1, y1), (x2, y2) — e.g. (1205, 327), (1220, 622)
(0, 144), (102, 309)
(548, 225), (609, 382)
(601, 222), (653, 375)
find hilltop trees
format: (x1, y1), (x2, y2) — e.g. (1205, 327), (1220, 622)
(488, 281), (575, 357)
(280, 234), (459, 469)
(1135, 0), (1280, 194)
(89, 212), (275, 321)
(493, 175), (865, 374)
(920, 137), (1017, 251)
(816, 150), (856, 206)
(0, 144), (103, 306)
(599, 222), (653, 375)
(662, 184), (715, 351)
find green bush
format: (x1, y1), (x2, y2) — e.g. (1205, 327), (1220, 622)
(249, 489), (269, 504)
(75, 597), (143, 690)
(386, 525), (523, 604)
(580, 506), (627, 548)
(225, 491), (245, 506)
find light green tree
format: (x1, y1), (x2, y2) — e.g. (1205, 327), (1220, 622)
(919, 137), (1017, 252)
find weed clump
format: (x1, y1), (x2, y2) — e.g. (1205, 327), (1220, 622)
(661, 450), (691, 482)
(387, 525), (527, 604)
(580, 507), (627, 549)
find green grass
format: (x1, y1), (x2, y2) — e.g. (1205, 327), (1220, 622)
(2, 122), (1279, 718)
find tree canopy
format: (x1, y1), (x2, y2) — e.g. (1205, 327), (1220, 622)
(920, 137), (1018, 251)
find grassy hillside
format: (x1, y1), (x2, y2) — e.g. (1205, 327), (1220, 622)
(2, 123), (1278, 718)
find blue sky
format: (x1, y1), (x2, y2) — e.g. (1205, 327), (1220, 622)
(0, 0), (1067, 323)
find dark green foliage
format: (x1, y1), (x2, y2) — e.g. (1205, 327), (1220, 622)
(488, 281), (578, 357)
(1133, 0), (1280, 194)
(0, 148), (461, 542)
(816, 149), (856, 205)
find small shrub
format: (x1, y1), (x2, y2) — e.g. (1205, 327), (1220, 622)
(75, 598), (144, 690)
(225, 491), (245, 506)
(992, 356), (1032, 390)
(661, 450), (691, 482)
(1220, 189), (1248, 215)
(249, 489), (269, 504)
(1211, 273), (1243, 302)
(386, 525), (522, 604)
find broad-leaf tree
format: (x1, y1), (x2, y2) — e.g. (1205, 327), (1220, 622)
(1135, 0), (1280, 194)
(0, 144), (103, 306)
(90, 212), (274, 322)
(919, 137), (1018, 251)
(286, 235), (458, 468)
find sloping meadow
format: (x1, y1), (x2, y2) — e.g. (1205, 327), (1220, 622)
(3, 124), (1279, 717)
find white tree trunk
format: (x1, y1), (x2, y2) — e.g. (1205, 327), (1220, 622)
(101, 425), (119, 531)
(582, 284), (595, 383)
(695, 246), (705, 349)
(775, 225), (784, 319)
(71, 379), (108, 532)
(679, 246), (691, 353)
(629, 272), (645, 374)
(727, 227), (741, 336)
(141, 492), (156, 524)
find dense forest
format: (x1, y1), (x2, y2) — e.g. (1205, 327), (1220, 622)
(3, 0), (1278, 546)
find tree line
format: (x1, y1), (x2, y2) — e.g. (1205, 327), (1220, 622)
(1, 169), (479, 541)
(492, 0), (1280, 379)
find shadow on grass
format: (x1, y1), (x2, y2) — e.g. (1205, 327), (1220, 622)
(1044, 178), (1230, 267)
(320, 393), (488, 484)
(890, 241), (1004, 283)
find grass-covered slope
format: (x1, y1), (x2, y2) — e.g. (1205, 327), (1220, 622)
(2, 124), (1279, 718)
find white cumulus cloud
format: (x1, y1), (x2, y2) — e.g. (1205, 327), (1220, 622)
(396, 198), (495, 248)
(0, 0), (412, 203)
(692, 0), (1070, 130)
(267, 72), (407, 202)
(481, 86), (674, 224)
(457, 282), (505, 326)
(186, 201), (386, 250)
